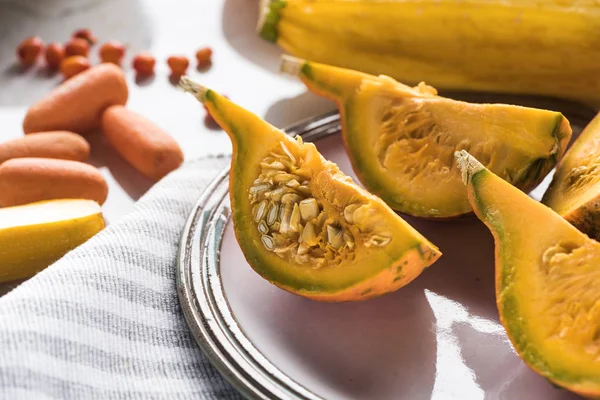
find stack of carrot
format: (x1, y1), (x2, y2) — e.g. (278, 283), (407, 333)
(2, 63), (184, 208)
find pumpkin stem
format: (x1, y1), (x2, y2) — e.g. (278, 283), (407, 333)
(179, 76), (208, 103)
(280, 55), (304, 77)
(258, 0), (286, 42)
(455, 150), (485, 185)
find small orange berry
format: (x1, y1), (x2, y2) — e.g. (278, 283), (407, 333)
(60, 55), (90, 79)
(17, 36), (44, 67)
(99, 41), (125, 65)
(132, 52), (155, 76)
(44, 43), (65, 69)
(72, 28), (97, 45)
(195, 47), (212, 69)
(64, 38), (89, 57)
(167, 55), (189, 76)
(99, 40), (125, 65)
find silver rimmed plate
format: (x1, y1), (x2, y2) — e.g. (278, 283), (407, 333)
(177, 109), (589, 400)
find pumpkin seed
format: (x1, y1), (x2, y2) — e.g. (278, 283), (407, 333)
(290, 203), (301, 232)
(344, 203), (361, 224)
(261, 235), (275, 250)
(286, 179), (300, 189)
(280, 206), (292, 234)
(254, 200), (267, 222)
(281, 193), (302, 206)
(267, 203), (279, 226)
(297, 242), (309, 255)
(273, 173), (296, 183)
(260, 160), (286, 170)
(280, 142), (296, 164)
(299, 198), (319, 222)
(368, 235), (391, 247)
(278, 205), (286, 222)
(343, 232), (354, 249)
(270, 187), (286, 202)
(302, 222), (318, 246)
(297, 185), (311, 196)
(327, 225), (344, 250)
(250, 183), (270, 194)
(258, 220), (269, 234)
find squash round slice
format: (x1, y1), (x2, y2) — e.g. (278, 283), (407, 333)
(281, 56), (572, 218)
(456, 150), (600, 397)
(180, 78), (441, 302)
(544, 113), (600, 240)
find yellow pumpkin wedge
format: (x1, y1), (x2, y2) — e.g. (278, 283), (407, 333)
(180, 77), (441, 301)
(0, 199), (105, 282)
(456, 150), (600, 397)
(544, 113), (600, 240)
(281, 56), (572, 218)
(259, 0), (600, 107)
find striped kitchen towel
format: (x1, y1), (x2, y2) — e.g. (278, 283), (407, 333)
(0, 156), (244, 400)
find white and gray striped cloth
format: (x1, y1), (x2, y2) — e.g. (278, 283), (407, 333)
(0, 156), (244, 399)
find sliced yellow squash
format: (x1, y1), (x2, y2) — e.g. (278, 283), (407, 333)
(0, 199), (105, 282)
(456, 150), (600, 397)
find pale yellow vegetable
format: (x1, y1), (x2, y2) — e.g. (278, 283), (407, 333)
(259, 0), (600, 106)
(0, 199), (105, 282)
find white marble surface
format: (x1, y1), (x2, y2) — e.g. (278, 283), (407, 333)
(0, 0), (336, 224)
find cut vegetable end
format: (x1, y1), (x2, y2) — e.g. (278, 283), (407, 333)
(0, 199), (102, 230)
(280, 55), (305, 77)
(455, 150), (485, 185)
(179, 76), (209, 103)
(257, 0), (286, 42)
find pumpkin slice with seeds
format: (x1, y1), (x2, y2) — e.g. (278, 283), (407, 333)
(180, 77), (441, 302)
(544, 112), (600, 241)
(281, 56), (572, 219)
(456, 150), (600, 397)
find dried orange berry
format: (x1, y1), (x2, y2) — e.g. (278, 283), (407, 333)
(64, 38), (89, 58)
(60, 56), (91, 79)
(72, 28), (97, 45)
(99, 41), (125, 65)
(195, 47), (212, 68)
(44, 43), (65, 69)
(167, 55), (189, 76)
(132, 52), (155, 76)
(17, 36), (44, 67)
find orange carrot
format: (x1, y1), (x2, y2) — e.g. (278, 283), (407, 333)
(0, 131), (89, 164)
(0, 158), (108, 206)
(102, 105), (184, 180)
(23, 63), (128, 134)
